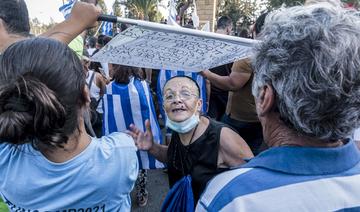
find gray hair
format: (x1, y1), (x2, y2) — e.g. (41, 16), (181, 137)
(252, 3), (360, 141)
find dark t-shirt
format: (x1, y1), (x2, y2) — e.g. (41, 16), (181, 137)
(167, 118), (228, 203)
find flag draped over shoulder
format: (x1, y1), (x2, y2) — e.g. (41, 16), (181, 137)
(157, 70), (207, 122)
(59, 0), (76, 19)
(103, 77), (164, 169)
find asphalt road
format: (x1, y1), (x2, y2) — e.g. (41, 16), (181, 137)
(131, 169), (169, 211)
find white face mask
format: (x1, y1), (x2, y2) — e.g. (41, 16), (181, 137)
(166, 113), (200, 133)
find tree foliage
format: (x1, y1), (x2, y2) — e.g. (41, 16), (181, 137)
(30, 18), (57, 35)
(126, 0), (159, 20)
(217, 0), (259, 34)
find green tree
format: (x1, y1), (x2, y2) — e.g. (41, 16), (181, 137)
(217, 0), (259, 31)
(126, 0), (159, 20)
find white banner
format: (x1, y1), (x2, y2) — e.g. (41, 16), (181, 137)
(91, 25), (258, 72)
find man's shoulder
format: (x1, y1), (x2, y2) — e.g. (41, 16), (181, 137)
(197, 167), (254, 210)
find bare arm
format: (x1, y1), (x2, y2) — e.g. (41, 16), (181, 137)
(148, 142), (169, 163)
(128, 120), (168, 163)
(217, 127), (254, 168)
(95, 73), (106, 97)
(201, 70), (251, 92)
(40, 2), (101, 44)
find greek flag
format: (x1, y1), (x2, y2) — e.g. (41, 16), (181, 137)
(157, 69), (208, 122)
(103, 77), (164, 169)
(100, 14), (113, 36)
(59, 0), (76, 20)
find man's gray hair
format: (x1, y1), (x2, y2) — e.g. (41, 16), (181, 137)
(252, 3), (360, 141)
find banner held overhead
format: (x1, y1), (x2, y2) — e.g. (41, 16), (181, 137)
(92, 16), (258, 72)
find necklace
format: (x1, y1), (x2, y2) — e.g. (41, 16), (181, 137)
(186, 124), (199, 146)
(172, 123), (199, 175)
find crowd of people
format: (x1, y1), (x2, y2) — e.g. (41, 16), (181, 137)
(0, 0), (360, 211)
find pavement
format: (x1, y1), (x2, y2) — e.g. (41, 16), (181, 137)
(131, 169), (169, 211)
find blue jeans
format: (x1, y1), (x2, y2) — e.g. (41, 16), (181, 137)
(222, 114), (264, 155)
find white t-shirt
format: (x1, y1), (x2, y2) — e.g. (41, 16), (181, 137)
(0, 132), (138, 211)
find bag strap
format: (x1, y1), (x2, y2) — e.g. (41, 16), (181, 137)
(88, 71), (96, 91)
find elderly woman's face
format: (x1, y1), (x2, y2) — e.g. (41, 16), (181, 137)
(163, 78), (202, 122)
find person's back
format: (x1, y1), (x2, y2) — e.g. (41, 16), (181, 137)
(0, 38), (138, 211)
(0, 133), (138, 211)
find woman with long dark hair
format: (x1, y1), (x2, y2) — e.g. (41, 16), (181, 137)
(0, 38), (138, 211)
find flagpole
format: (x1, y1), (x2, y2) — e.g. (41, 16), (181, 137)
(97, 15), (258, 47)
(94, 22), (103, 36)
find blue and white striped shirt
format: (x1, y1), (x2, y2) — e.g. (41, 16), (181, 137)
(103, 77), (164, 169)
(197, 140), (360, 211)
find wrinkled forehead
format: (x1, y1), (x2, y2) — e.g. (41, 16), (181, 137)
(163, 77), (199, 94)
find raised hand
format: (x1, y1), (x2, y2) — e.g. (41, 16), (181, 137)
(127, 119), (154, 151)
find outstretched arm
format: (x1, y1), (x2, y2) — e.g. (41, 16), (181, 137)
(128, 120), (169, 163)
(217, 127), (254, 168)
(40, 2), (101, 44)
(201, 70), (251, 91)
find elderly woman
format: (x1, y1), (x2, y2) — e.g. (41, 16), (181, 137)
(129, 76), (253, 203)
(197, 3), (360, 211)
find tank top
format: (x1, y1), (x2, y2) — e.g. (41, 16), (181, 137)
(167, 117), (228, 202)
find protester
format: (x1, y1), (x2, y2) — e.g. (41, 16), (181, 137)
(0, 38), (138, 210)
(129, 76), (253, 203)
(200, 13), (269, 155)
(0, 0), (101, 52)
(157, 70), (209, 144)
(82, 56), (106, 137)
(197, 3), (360, 211)
(102, 64), (164, 207)
(86, 36), (97, 56)
(207, 16), (234, 121)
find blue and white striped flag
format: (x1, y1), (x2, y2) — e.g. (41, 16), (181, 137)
(103, 77), (164, 169)
(157, 69), (208, 123)
(100, 13), (113, 36)
(59, 0), (76, 20)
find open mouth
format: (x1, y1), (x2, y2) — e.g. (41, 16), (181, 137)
(172, 108), (186, 113)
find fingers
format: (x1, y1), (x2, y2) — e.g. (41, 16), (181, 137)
(145, 119), (151, 132)
(129, 123), (140, 135)
(125, 130), (136, 138)
(70, 1), (101, 29)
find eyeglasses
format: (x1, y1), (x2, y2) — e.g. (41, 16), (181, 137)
(164, 90), (198, 102)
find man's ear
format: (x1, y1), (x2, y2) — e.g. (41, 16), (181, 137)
(257, 84), (276, 117)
